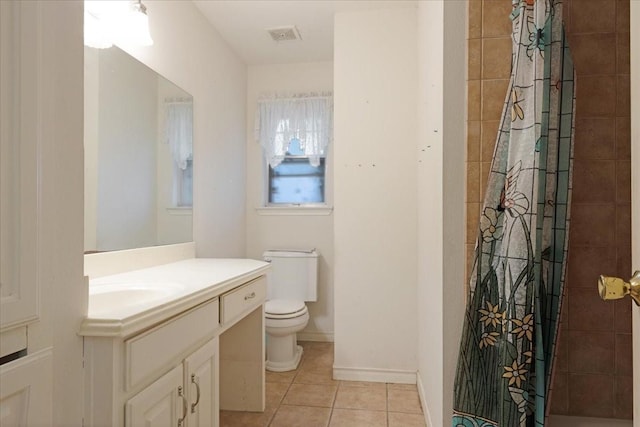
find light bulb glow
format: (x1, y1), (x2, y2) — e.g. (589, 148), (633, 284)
(84, 0), (153, 48)
(84, 10), (113, 49)
(115, 3), (154, 47)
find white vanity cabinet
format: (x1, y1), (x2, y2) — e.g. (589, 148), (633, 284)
(126, 339), (218, 427)
(126, 364), (184, 427)
(183, 339), (218, 427)
(81, 258), (269, 427)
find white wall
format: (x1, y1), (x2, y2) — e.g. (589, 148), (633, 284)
(333, 7), (419, 382)
(84, 47), (99, 251)
(416, 1), (466, 425)
(119, 0), (248, 258)
(417, 1), (444, 421)
(22, 1), (86, 424)
(245, 61), (334, 341)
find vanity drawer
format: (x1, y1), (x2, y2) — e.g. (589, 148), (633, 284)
(220, 276), (266, 325)
(124, 298), (219, 391)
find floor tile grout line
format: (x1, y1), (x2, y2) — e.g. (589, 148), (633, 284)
(267, 356), (300, 426)
(386, 382), (390, 426)
(325, 379), (339, 427)
(275, 402), (335, 409)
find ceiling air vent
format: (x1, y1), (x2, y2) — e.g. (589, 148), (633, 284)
(267, 26), (302, 42)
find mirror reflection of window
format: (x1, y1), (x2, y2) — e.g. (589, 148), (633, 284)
(165, 98), (193, 208)
(175, 158), (193, 207)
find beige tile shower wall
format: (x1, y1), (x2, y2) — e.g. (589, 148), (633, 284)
(465, 0), (632, 419)
(466, 0), (511, 279)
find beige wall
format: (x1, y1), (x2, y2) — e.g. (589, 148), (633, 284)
(245, 61), (335, 341)
(466, 0), (633, 419)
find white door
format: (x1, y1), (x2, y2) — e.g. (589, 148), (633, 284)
(184, 338), (219, 427)
(631, 2), (639, 425)
(126, 364), (185, 427)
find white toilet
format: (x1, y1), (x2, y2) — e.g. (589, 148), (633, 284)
(263, 249), (318, 372)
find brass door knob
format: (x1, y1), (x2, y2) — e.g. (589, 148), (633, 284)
(598, 271), (640, 306)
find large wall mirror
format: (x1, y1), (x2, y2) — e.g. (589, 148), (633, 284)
(84, 46), (193, 253)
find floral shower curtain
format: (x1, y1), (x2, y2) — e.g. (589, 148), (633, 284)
(452, 1), (575, 426)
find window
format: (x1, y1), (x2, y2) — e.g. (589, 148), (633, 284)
(255, 93), (333, 207)
(268, 139), (325, 204)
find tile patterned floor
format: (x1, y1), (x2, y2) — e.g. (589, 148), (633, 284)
(220, 341), (426, 427)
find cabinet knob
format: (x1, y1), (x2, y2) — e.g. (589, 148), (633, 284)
(244, 291), (256, 301)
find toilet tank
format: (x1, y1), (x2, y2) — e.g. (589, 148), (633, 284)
(263, 249), (318, 302)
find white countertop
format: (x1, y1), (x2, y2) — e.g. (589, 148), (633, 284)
(79, 258), (270, 338)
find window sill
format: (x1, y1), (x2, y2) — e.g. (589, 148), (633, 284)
(166, 207), (193, 216)
(255, 206), (333, 216)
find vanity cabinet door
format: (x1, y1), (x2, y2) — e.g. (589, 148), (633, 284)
(184, 338), (219, 427)
(0, 349), (52, 427)
(126, 364), (185, 427)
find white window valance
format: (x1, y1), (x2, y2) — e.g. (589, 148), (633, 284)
(165, 99), (193, 170)
(255, 92), (333, 168)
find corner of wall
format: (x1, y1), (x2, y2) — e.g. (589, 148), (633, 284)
(416, 0), (467, 424)
(416, 369), (433, 427)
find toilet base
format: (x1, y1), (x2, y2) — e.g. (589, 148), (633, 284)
(266, 344), (303, 372)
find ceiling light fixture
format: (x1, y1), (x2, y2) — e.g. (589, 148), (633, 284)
(120, 0), (154, 47)
(84, 0), (153, 49)
(84, 7), (113, 49)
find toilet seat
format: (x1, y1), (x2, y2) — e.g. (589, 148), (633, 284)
(265, 299), (307, 319)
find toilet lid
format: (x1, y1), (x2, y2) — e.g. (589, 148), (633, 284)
(265, 299), (306, 316)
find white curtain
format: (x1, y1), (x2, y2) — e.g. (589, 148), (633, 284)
(165, 100), (193, 170)
(255, 93), (333, 168)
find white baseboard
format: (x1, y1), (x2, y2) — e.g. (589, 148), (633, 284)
(297, 331), (334, 342)
(548, 416), (632, 427)
(333, 366), (417, 384)
(416, 373), (432, 427)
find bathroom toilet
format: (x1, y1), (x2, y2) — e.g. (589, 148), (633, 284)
(263, 249), (318, 372)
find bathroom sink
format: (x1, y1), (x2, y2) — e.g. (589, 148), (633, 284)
(88, 282), (187, 315)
